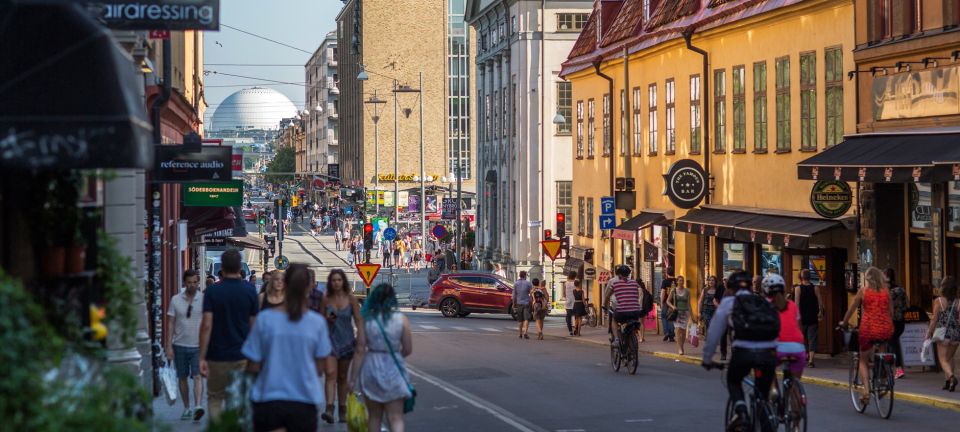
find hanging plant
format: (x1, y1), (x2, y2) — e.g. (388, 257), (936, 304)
(95, 230), (138, 345)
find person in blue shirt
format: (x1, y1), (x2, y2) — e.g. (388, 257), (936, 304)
(243, 263), (332, 432)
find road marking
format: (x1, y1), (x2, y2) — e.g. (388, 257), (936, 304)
(555, 429), (586, 432)
(407, 366), (548, 432)
(480, 327), (502, 332)
(419, 325), (440, 330)
(624, 419), (653, 423)
(433, 404), (459, 411)
(452, 326), (471, 331)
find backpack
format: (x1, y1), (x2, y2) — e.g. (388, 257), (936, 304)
(730, 294), (780, 342)
(640, 286), (654, 316)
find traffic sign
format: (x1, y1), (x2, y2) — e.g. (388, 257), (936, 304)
(599, 215), (616, 230)
(274, 255), (289, 270)
(355, 263), (382, 288)
(432, 224), (447, 239)
(383, 227), (397, 241)
(600, 196), (615, 215)
(541, 239), (562, 261)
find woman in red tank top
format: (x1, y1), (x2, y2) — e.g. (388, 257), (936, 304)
(840, 267), (894, 403)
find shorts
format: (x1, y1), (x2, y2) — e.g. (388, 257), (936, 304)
(775, 350), (807, 375)
(515, 304), (533, 321)
(252, 400), (318, 432)
(173, 345), (200, 379)
(614, 310), (642, 323)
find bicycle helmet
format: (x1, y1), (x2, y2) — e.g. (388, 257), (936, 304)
(761, 274), (786, 296)
(726, 271), (752, 292)
(615, 265), (632, 277)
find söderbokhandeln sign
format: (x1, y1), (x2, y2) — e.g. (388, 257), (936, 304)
(101, 0), (220, 31)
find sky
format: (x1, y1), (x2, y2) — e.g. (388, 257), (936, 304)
(202, 0), (343, 126)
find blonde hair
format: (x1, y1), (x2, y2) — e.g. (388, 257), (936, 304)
(863, 266), (884, 291)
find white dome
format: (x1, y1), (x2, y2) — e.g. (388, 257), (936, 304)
(210, 87), (298, 131)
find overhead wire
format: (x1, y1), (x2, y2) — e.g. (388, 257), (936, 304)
(220, 24), (313, 54)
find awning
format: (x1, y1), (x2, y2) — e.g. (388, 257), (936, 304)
(184, 207), (236, 238)
(226, 235), (267, 251)
(612, 211), (671, 240)
(797, 131), (960, 183)
(675, 207), (846, 249)
(0, 4), (152, 170)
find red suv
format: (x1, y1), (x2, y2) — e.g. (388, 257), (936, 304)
(428, 272), (516, 318)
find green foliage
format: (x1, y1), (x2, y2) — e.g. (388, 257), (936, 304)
(266, 146), (295, 186)
(464, 228), (476, 249)
(96, 229), (139, 345)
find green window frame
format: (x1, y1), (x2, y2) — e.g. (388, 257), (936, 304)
(753, 61), (768, 152)
(824, 47), (844, 147)
(714, 69), (726, 153)
(732, 65), (746, 152)
(800, 51), (817, 151)
(775, 56), (791, 152)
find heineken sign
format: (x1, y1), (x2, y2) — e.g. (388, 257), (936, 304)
(184, 181), (243, 207)
(810, 180), (852, 219)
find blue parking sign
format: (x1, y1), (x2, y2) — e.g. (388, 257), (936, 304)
(599, 215), (616, 230)
(600, 196), (615, 215)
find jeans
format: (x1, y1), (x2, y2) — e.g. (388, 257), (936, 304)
(565, 309), (574, 332)
(891, 320), (905, 368)
(727, 348), (777, 411)
(660, 306), (675, 338)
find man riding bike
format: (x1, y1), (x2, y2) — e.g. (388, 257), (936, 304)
(602, 265), (642, 345)
(702, 271), (780, 431)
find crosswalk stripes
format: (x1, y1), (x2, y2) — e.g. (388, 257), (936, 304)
(419, 325), (440, 330)
(480, 327), (501, 332)
(452, 326), (471, 331)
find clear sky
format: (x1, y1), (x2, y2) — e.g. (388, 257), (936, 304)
(202, 0), (342, 125)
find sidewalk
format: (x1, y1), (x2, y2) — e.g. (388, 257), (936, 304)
(540, 318), (960, 412)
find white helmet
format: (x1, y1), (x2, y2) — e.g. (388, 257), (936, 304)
(761, 274), (786, 295)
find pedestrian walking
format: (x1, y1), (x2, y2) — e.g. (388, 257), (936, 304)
(351, 283), (414, 432)
(793, 269), (824, 368)
(512, 271), (534, 339)
(321, 269), (366, 424)
(382, 241), (392, 268)
(242, 263), (332, 432)
(349, 239), (357, 266)
(165, 270), (206, 421)
(259, 270), (285, 309)
(563, 271), (577, 336)
(335, 228), (343, 251)
(886, 268), (907, 379)
(199, 250), (259, 421)
(532, 278), (549, 340)
(840, 266), (894, 405)
(659, 268), (676, 342)
(572, 280), (587, 336)
(698, 275), (719, 337)
(666, 275), (695, 356)
(926, 276), (960, 392)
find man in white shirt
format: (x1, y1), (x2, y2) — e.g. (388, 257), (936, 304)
(564, 271), (578, 335)
(166, 270), (206, 421)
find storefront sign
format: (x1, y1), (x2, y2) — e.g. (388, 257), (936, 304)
(328, 163), (340, 179)
(100, 0), (220, 31)
(377, 173), (444, 182)
(643, 240), (659, 262)
(583, 263), (596, 280)
(663, 159), (707, 209)
(932, 208), (944, 287)
(611, 229), (634, 241)
(441, 198), (457, 220)
(232, 148), (243, 179)
(809, 180), (852, 219)
(901, 322), (935, 367)
(154, 145), (231, 182)
(184, 181), (243, 207)
(872, 65), (960, 120)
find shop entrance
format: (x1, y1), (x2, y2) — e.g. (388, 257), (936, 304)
(908, 235), (934, 309)
(786, 249), (848, 355)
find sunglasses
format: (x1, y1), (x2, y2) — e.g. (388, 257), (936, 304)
(187, 304), (193, 319)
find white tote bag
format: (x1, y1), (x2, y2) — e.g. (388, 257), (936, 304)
(159, 363), (179, 406)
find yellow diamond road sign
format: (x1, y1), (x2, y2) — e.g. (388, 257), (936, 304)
(541, 239), (562, 261)
(355, 263), (381, 288)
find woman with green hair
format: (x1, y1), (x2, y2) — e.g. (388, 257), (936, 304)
(350, 283), (413, 432)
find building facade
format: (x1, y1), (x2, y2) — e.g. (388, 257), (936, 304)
(466, 0), (592, 279)
(336, 0), (476, 207)
(305, 31), (339, 176)
(562, 0), (858, 353)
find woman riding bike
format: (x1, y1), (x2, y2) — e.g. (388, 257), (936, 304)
(763, 274), (806, 378)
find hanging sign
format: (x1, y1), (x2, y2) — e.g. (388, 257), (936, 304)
(154, 145), (231, 182)
(183, 180), (243, 207)
(810, 180), (852, 219)
(663, 159), (707, 209)
(100, 0), (221, 31)
(441, 198), (457, 220)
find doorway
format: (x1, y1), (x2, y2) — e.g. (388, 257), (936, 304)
(787, 249), (847, 355)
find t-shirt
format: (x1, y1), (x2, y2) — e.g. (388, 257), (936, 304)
(203, 278), (259, 361)
(612, 279), (641, 313)
(564, 281), (577, 309)
(242, 309), (332, 405)
(167, 291), (204, 347)
(659, 278), (676, 305)
(513, 279), (533, 305)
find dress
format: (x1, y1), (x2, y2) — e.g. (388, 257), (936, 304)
(858, 288), (894, 351)
(359, 313), (412, 403)
(700, 289), (717, 326)
(672, 288), (691, 328)
(327, 303), (357, 359)
(572, 289), (587, 317)
(935, 297), (960, 344)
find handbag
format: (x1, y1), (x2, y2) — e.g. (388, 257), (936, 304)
(666, 307), (678, 322)
(933, 298), (957, 343)
(346, 392), (369, 432)
(375, 316), (417, 413)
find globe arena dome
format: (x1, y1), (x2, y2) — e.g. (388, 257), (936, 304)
(210, 87), (299, 132)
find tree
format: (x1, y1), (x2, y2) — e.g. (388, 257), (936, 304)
(266, 146), (295, 186)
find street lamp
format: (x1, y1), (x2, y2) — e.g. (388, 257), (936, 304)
(393, 77), (423, 232)
(357, 68), (369, 81)
(364, 92), (387, 215)
(553, 112), (566, 125)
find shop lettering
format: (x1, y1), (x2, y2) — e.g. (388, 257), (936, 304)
(0, 126), (116, 166)
(104, 3), (215, 25)
(159, 159), (225, 169)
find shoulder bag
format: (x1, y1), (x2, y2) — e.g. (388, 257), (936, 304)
(375, 316), (417, 413)
(932, 298), (957, 343)
(665, 289), (679, 322)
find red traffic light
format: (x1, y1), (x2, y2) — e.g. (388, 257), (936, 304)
(363, 223), (373, 234)
(556, 212), (565, 223)
(544, 229), (552, 239)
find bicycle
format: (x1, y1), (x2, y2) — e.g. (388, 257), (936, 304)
(839, 327), (895, 419)
(768, 356), (808, 432)
(585, 303), (598, 327)
(605, 307), (640, 375)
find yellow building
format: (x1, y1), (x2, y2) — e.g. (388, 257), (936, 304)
(561, 0), (858, 353)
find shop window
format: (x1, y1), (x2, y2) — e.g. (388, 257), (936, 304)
(760, 244), (783, 276)
(753, 61), (768, 152)
(665, 78), (676, 154)
(690, 74), (701, 154)
(824, 47), (844, 147)
(800, 52), (817, 151)
(602, 94), (611, 156)
(714, 69), (726, 153)
(949, 182), (960, 233)
(732, 66), (746, 152)
(576, 100), (584, 158)
(776, 56), (791, 152)
(648, 84), (658, 155)
(722, 242), (746, 278)
(632, 87), (642, 155)
(911, 183), (933, 230)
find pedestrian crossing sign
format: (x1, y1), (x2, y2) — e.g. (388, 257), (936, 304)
(355, 263), (381, 288)
(541, 239), (562, 261)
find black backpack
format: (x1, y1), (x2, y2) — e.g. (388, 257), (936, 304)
(730, 294), (780, 342)
(640, 286), (654, 316)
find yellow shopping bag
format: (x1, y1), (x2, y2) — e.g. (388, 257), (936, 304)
(347, 392), (368, 432)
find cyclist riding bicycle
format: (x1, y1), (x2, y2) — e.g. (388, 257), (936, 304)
(762, 274), (807, 379)
(602, 265), (642, 346)
(702, 271), (781, 431)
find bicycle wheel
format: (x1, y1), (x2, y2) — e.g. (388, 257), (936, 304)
(725, 398), (736, 429)
(610, 343), (622, 372)
(848, 356), (867, 413)
(874, 361), (895, 419)
(587, 305), (598, 327)
(753, 401), (777, 432)
(784, 380), (807, 432)
(626, 332), (639, 375)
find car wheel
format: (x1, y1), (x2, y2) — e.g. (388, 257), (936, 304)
(440, 298), (461, 318)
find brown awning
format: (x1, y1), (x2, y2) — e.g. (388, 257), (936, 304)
(226, 235), (267, 250)
(797, 131), (960, 183)
(675, 207), (846, 249)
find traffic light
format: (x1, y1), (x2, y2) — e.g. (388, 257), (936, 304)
(363, 223), (373, 251)
(556, 212), (566, 238)
(258, 210), (266, 226)
(544, 229), (552, 239)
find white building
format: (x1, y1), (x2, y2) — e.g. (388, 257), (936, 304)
(465, 0), (591, 278)
(305, 31), (338, 175)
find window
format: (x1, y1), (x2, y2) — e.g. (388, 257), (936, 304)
(690, 75), (701, 154)
(620, 90), (627, 155)
(602, 94), (611, 156)
(512, 83), (517, 137)
(867, 0), (919, 43)
(586, 198), (594, 237)
(557, 13), (589, 31)
(557, 181), (573, 232)
(587, 99), (595, 157)
(800, 52), (816, 151)
(557, 82), (572, 134)
(825, 47), (844, 147)
(753, 61), (768, 152)
(502, 88), (508, 138)
(776, 56), (791, 152)
(577, 197), (585, 235)
(665, 79), (676, 154)
(648, 84), (658, 155)
(714, 69), (726, 152)
(632, 87), (642, 155)
(576, 100), (584, 158)
(492, 91), (498, 142)
(732, 66), (746, 152)
(485, 94), (491, 142)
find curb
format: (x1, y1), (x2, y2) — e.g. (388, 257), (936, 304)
(552, 333), (960, 412)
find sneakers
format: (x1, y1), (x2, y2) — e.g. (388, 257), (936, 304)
(180, 408), (193, 421)
(193, 407), (205, 421)
(895, 367), (905, 379)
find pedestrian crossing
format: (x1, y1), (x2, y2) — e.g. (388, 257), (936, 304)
(413, 324), (505, 333)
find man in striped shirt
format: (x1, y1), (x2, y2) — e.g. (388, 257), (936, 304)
(602, 265), (642, 345)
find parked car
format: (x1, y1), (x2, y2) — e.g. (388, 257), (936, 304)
(428, 272), (516, 318)
(243, 208), (256, 221)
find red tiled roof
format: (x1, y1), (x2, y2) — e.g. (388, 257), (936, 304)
(646, 0), (701, 30)
(600, 0), (626, 36)
(599, 0), (645, 48)
(567, 9), (599, 59)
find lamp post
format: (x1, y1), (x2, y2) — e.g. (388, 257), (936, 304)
(455, 128), (462, 263)
(364, 91), (386, 215)
(548, 111), (567, 301)
(393, 80), (423, 229)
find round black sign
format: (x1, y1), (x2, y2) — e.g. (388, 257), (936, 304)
(584, 267), (597, 276)
(809, 180), (852, 219)
(663, 159), (707, 209)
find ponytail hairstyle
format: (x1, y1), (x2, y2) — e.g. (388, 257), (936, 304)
(283, 264), (310, 322)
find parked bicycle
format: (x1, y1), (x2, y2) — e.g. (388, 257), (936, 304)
(839, 327), (895, 419)
(604, 307), (640, 375)
(585, 303), (598, 327)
